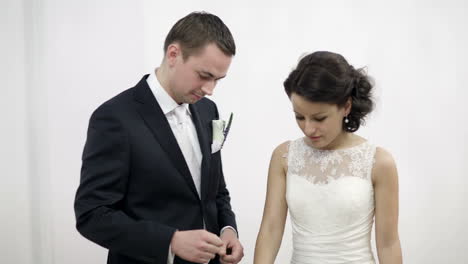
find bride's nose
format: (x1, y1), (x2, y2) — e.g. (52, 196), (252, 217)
(304, 121), (318, 136)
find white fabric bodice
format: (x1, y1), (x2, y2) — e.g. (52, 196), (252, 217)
(286, 138), (376, 264)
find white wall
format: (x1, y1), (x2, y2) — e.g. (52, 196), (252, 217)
(3, 0), (468, 263)
(0, 0), (33, 263)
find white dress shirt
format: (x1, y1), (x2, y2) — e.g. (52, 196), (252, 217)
(147, 71), (203, 196)
(147, 70), (236, 264)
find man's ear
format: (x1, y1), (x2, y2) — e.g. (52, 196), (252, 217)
(165, 43), (181, 67)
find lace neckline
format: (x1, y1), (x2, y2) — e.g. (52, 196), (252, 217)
(288, 137), (376, 185)
(301, 137), (368, 153)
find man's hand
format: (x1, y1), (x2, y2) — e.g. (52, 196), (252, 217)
(219, 228), (244, 264)
(171, 230), (224, 263)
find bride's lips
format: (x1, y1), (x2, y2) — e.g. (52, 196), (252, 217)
(309, 136), (321, 141)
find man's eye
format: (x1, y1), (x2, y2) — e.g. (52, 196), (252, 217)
(199, 75), (208, 80)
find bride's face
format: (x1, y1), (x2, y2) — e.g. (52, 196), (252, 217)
(290, 93), (349, 150)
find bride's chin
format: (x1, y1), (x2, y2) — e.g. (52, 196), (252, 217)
(310, 140), (332, 150)
(305, 138), (322, 148)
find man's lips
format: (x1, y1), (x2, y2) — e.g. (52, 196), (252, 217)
(192, 93), (203, 100)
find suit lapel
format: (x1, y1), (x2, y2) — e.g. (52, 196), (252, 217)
(189, 104), (211, 201)
(133, 76), (199, 198)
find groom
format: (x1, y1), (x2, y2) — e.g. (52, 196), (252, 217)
(74, 12), (243, 264)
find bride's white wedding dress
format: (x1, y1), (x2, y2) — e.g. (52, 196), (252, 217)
(286, 138), (376, 264)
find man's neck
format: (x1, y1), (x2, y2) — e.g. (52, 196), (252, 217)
(155, 67), (179, 103)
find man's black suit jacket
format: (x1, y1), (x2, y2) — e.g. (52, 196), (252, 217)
(74, 75), (237, 264)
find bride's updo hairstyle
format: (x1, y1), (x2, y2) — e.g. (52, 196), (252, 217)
(283, 51), (374, 132)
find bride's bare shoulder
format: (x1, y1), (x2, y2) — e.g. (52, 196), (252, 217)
(270, 141), (291, 172)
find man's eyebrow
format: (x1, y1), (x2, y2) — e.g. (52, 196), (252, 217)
(200, 71), (226, 80)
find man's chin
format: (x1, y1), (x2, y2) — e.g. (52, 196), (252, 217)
(187, 96), (203, 104)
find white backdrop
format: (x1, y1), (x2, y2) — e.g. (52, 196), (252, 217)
(3, 0), (468, 263)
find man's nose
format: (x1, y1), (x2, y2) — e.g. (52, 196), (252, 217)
(201, 80), (216, 96)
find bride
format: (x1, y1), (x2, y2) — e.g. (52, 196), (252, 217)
(254, 51), (402, 263)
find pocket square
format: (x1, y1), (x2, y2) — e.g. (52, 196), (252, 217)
(211, 113), (233, 154)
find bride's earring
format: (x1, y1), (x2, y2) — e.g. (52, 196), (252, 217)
(344, 116), (349, 124)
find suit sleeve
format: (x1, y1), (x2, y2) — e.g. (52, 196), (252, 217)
(74, 104), (176, 263)
(212, 103), (238, 233)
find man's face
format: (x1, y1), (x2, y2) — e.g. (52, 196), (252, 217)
(166, 43), (232, 104)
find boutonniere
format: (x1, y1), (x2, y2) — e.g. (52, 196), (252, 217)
(211, 113), (233, 154)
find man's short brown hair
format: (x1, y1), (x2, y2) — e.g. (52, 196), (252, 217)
(164, 11), (236, 60)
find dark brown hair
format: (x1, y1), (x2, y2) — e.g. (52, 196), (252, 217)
(164, 11), (236, 60)
(284, 51), (374, 132)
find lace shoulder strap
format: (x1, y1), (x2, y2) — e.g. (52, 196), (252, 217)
(285, 138), (305, 176)
(362, 142), (377, 180)
(365, 143), (377, 180)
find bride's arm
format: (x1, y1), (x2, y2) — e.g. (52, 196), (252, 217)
(253, 142), (289, 264)
(373, 147), (403, 264)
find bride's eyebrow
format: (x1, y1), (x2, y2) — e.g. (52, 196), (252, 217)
(311, 112), (327, 116)
(293, 110), (327, 116)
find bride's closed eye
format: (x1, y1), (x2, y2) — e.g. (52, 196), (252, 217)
(294, 116), (327, 122)
(314, 116), (327, 122)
